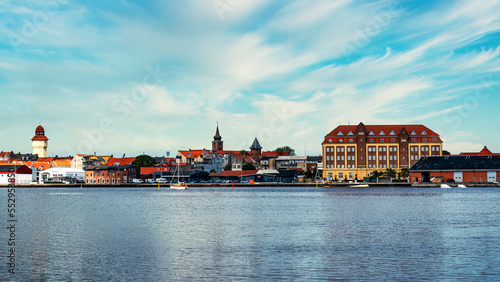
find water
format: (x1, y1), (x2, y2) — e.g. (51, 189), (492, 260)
(1, 187), (500, 280)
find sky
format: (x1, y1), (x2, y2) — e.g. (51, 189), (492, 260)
(1, 0), (499, 157)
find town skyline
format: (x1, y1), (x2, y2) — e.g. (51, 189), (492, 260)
(2, 0), (500, 157)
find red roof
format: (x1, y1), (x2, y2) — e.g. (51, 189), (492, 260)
(324, 124), (442, 143)
(261, 151), (291, 157)
(459, 146), (500, 156)
(141, 166), (170, 175)
(36, 125), (45, 132)
(220, 170), (259, 177)
(107, 157), (136, 166)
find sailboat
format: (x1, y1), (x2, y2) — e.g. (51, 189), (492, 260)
(170, 161), (187, 190)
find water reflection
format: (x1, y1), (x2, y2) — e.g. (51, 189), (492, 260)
(2, 187), (499, 280)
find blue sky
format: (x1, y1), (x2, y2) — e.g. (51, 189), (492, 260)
(1, 0), (499, 157)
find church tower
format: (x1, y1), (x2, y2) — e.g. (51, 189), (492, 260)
(212, 123), (223, 152)
(32, 124), (48, 158)
(250, 137), (262, 160)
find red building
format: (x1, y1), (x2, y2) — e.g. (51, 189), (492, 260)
(410, 155), (500, 183)
(85, 165), (138, 184)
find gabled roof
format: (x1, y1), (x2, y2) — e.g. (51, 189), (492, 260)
(249, 138), (262, 149)
(410, 155), (500, 171)
(0, 164), (32, 174)
(107, 157), (136, 166)
(324, 123), (442, 143)
(459, 146), (500, 156)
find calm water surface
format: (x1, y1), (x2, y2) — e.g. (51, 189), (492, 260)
(1, 186), (500, 280)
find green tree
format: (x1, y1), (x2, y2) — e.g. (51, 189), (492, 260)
(384, 168), (397, 178)
(242, 163), (256, 170)
(223, 164), (232, 171)
(274, 146), (295, 155)
(442, 150), (451, 155)
(132, 155), (156, 167)
(372, 170), (384, 178)
(400, 168), (409, 179)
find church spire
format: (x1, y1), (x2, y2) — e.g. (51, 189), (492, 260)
(212, 122), (223, 151)
(213, 122), (222, 141)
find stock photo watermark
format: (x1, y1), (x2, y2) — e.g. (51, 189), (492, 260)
(65, 65), (169, 155)
(6, 167), (17, 275)
(213, 0), (243, 21)
(340, 0), (400, 61)
(7, 0), (64, 52)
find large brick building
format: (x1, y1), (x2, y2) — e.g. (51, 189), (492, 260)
(322, 122), (443, 180)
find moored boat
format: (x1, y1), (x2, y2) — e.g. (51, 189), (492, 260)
(440, 184), (452, 188)
(350, 184), (369, 188)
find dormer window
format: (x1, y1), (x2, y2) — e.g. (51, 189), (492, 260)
(389, 130), (396, 135)
(421, 130), (427, 135)
(379, 131), (385, 135)
(347, 131), (354, 136)
(338, 131), (344, 136)
(411, 130), (417, 135)
(368, 131), (375, 135)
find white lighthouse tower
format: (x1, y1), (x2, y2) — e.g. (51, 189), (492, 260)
(32, 124), (48, 158)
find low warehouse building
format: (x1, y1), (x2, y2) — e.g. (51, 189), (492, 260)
(410, 155), (500, 183)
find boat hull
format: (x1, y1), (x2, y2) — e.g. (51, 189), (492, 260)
(170, 183), (187, 190)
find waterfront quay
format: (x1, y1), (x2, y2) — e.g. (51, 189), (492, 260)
(3, 182), (499, 188)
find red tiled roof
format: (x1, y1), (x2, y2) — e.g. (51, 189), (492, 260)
(107, 157), (136, 166)
(324, 124), (442, 143)
(21, 161), (52, 170)
(458, 146), (500, 156)
(220, 170), (259, 177)
(141, 167), (170, 175)
(261, 151), (291, 157)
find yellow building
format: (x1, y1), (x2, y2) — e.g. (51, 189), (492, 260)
(32, 125), (48, 158)
(322, 122), (442, 181)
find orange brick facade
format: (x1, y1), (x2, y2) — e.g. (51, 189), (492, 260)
(85, 166), (138, 184)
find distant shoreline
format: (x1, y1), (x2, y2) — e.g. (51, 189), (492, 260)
(2, 183), (499, 188)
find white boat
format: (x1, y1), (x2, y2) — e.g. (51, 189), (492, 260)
(170, 161), (187, 190)
(350, 184), (369, 188)
(440, 184), (452, 188)
(457, 184), (467, 188)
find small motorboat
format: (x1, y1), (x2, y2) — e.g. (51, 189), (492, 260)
(350, 184), (369, 188)
(457, 184), (467, 188)
(440, 184), (452, 188)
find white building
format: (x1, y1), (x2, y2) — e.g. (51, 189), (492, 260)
(32, 124), (48, 158)
(0, 165), (33, 185)
(39, 167), (85, 184)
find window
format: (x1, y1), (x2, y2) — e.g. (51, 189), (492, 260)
(368, 131), (375, 135)
(338, 131), (344, 135)
(379, 147), (383, 152)
(379, 131), (385, 135)
(112, 178), (115, 184)
(349, 139), (353, 143)
(421, 130), (427, 135)
(411, 130), (417, 135)
(391, 138), (395, 142)
(337, 147), (340, 152)
(389, 130), (396, 135)
(339, 139), (343, 143)
(329, 139), (332, 142)
(348, 131), (354, 135)
(339, 172), (343, 179)
(341, 147), (345, 152)
(349, 172), (354, 179)
(381, 139), (385, 142)
(422, 138), (426, 142)
(433, 138), (437, 142)
(370, 139), (374, 142)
